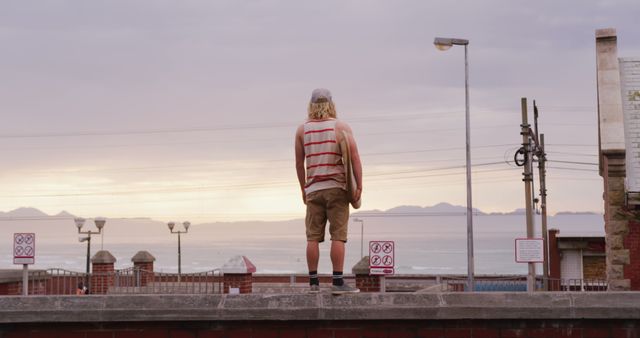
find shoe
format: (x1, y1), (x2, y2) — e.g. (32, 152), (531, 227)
(309, 284), (320, 293)
(331, 284), (360, 295)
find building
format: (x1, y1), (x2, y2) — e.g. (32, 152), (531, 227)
(595, 28), (640, 290)
(548, 229), (606, 291)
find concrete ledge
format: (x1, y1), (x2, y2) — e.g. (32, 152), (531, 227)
(1, 292), (640, 323)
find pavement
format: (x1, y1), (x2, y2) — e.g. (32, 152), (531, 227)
(1, 292), (640, 323)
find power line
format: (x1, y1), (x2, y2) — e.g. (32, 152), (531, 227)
(547, 166), (599, 173)
(546, 143), (598, 147)
(548, 160), (598, 166)
(546, 150), (597, 157)
(0, 162), (515, 198)
(0, 109), (488, 139)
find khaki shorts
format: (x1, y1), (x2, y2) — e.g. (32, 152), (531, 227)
(305, 188), (349, 242)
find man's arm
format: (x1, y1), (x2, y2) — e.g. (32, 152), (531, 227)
(336, 121), (362, 201)
(295, 124), (307, 204)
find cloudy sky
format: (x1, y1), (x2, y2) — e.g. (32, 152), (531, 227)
(1, 0), (639, 222)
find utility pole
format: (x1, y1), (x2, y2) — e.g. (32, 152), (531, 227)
(538, 133), (549, 290)
(520, 97), (536, 292)
(532, 101), (549, 290)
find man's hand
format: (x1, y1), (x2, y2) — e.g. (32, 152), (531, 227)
(295, 124), (308, 205)
(354, 187), (362, 202)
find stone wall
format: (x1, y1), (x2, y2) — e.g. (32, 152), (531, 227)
(603, 153), (630, 290)
(2, 293), (640, 338)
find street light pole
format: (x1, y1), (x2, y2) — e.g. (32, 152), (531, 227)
(86, 235), (91, 276)
(434, 36), (474, 292)
(75, 217), (106, 292)
(168, 221), (190, 282)
(353, 218), (365, 258)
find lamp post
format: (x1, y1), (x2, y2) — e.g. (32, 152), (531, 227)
(76, 217), (106, 290)
(434, 36), (475, 292)
(168, 221), (190, 281)
(353, 218), (365, 259)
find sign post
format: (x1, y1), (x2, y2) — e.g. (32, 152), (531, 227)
(369, 240), (395, 292)
(14, 233), (36, 296)
(515, 238), (544, 263)
(515, 237), (544, 292)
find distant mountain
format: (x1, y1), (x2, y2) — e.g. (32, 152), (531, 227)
(355, 204), (600, 218)
(0, 204), (602, 223)
(54, 210), (76, 218)
(555, 211), (600, 216)
(0, 207), (74, 219)
(3, 207), (49, 218)
(355, 202), (486, 217)
(489, 208), (526, 216)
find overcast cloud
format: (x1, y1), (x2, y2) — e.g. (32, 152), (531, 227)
(0, 0), (639, 221)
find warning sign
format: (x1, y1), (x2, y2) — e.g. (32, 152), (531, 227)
(369, 240), (394, 275)
(515, 238), (544, 263)
(14, 233), (35, 265)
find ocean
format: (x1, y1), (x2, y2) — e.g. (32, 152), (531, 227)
(0, 212), (603, 275)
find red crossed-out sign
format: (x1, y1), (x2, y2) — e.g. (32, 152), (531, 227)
(14, 233), (35, 265)
(369, 240), (394, 275)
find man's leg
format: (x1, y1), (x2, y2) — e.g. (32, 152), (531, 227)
(326, 189), (358, 293)
(330, 240), (345, 272)
(307, 240), (320, 272)
(305, 191), (325, 290)
(307, 240), (320, 290)
(330, 240), (346, 287)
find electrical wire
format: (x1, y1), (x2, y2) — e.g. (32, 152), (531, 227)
(548, 160), (598, 166)
(0, 162), (514, 198)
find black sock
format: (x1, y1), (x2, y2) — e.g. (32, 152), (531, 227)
(332, 271), (344, 286)
(309, 271), (319, 286)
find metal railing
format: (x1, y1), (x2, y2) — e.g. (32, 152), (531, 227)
(21, 268), (223, 295)
(108, 268), (223, 294)
(17, 271), (609, 295)
(441, 276), (528, 292)
(544, 278), (608, 292)
(26, 268), (88, 295)
(441, 276), (608, 292)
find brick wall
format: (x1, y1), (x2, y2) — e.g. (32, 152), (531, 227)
(2, 319), (640, 338)
(0, 283), (20, 296)
(223, 274), (252, 294)
(355, 274), (380, 292)
(0, 281), (46, 296)
(624, 220), (640, 290)
(47, 275), (87, 295)
(133, 262), (154, 287)
(91, 264), (115, 295)
(583, 256), (606, 280)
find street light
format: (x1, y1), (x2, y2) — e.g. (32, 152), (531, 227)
(76, 217), (106, 290)
(434, 36), (475, 292)
(168, 221), (190, 281)
(353, 218), (365, 259)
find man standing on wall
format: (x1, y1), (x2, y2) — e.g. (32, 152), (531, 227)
(295, 88), (363, 294)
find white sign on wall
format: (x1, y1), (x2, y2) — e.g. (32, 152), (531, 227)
(13, 233), (35, 265)
(620, 58), (640, 192)
(369, 240), (394, 275)
(515, 238), (544, 263)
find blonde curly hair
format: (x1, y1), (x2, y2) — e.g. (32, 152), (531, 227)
(308, 101), (337, 120)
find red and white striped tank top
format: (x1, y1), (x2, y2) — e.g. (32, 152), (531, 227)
(303, 119), (346, 195)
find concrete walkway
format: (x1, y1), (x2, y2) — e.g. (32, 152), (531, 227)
(1, 292), (640, 323)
